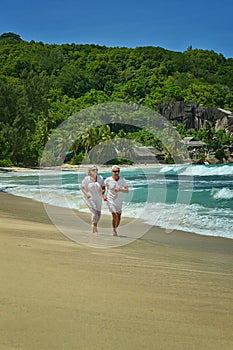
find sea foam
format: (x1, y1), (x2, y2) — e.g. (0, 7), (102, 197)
(212, 187), (233, 200)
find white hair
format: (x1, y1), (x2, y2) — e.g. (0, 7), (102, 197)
(111, 165), (120, 170)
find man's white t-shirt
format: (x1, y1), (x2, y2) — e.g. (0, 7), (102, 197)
(105, 176), (128, 213)
(82, 175), (104, 212)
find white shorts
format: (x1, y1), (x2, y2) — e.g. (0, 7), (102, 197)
(107, 200), (122, 214)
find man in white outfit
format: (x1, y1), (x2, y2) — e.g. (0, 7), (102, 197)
(103, 165), (129, 236)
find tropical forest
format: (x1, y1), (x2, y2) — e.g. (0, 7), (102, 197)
(0, 32), (232, 167)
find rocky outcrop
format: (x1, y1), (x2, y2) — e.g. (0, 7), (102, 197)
(0, 167), (12, 172)
(158, 102), (233, 135)
(215, 108), (233, 135)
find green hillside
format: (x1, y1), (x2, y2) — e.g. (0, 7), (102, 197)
(0, 32), (232, 166)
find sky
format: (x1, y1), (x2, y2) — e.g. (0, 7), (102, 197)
(0, 0), (233, 58)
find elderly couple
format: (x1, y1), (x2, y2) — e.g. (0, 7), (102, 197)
(81, 165), (128, 236)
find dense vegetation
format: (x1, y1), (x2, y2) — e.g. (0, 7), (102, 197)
(0, 32), (232, 166)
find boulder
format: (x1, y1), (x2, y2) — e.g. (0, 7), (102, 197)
(158, 102), (233, 135)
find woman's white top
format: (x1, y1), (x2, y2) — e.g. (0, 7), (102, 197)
(82, 175), (104, 212)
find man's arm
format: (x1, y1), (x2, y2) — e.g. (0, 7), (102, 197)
(115, 186), (128, 193)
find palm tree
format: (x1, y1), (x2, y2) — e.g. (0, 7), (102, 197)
(81, 124), (113, 156)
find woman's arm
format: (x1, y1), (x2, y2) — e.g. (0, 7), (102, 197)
(81, 185), (90, 199)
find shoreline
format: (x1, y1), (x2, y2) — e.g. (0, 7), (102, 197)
(0, 163), (167, 173)
(0, 191), (233, 349)
(1, 191), (233, 250)
(1, 160), (233, 173)
(1, 164), (232, 242)
(1, 164), (232, 241)
(1, 189), (233, 243)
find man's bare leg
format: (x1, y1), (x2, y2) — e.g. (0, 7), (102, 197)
(115, 213), (121, 229)
(112, 213), (118, 236)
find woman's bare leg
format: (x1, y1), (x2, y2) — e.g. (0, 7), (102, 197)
(92, 210), (101, 234)
(92, 222), (97, 234)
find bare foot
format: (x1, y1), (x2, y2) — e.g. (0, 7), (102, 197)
(112, 228), (118, 236)
(92, 225), (98, 234)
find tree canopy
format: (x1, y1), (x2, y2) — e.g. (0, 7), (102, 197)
(0, 33), (232, 166)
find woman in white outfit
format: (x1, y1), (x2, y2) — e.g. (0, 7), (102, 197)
(103, 165), (129, 236)
(82, 165), (105, 234)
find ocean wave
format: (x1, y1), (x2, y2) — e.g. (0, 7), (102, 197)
(160, 164), (233, 177)
(211, 188), (233, 200)
(160, 165), (187, 174)
(122, 202), (233, 239)
(5, 185), (86, 211)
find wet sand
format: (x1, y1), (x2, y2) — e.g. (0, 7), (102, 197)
(0, 192), (232, 349)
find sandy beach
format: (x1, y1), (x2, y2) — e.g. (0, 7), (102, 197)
(0, 192), (232, 350)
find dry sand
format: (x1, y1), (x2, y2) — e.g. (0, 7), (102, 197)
(0, 192), (232, 350)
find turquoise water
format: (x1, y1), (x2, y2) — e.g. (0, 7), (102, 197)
(1, 164), (232, 239)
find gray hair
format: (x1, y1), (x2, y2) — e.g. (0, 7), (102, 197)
(88, 165), (98, 175)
